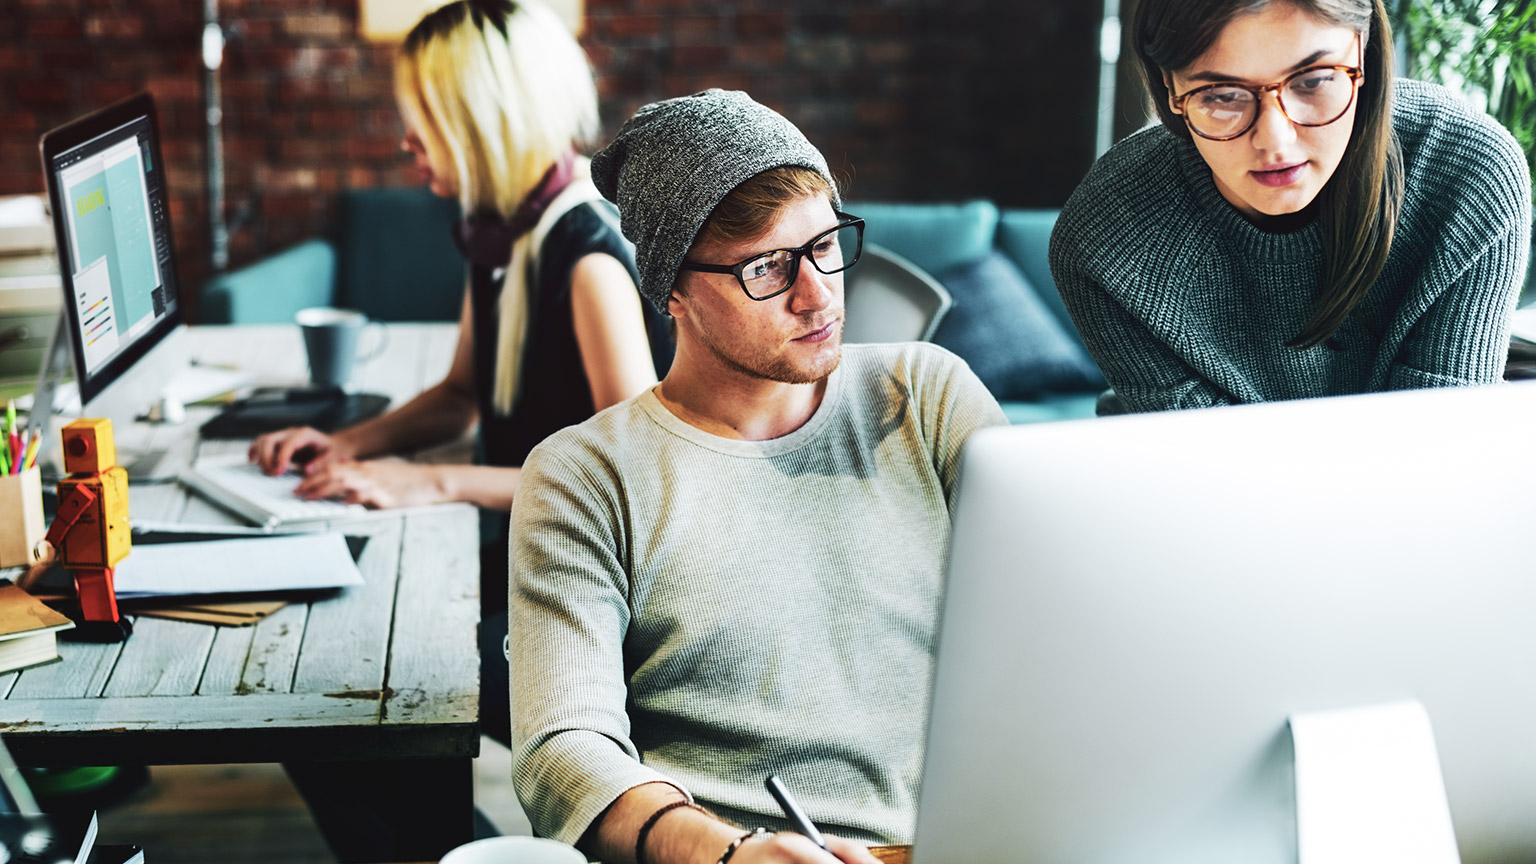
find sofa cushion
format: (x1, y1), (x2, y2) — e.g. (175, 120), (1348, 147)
(336, 188), (465, 322)
(200, 238), (337, 324)
(931, 250), (1105, 399)
(843, 200), (998, 276)
(1001, 393), (1100, 425)
(996, 209), (1076, 337)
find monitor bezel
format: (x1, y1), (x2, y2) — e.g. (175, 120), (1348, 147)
(39, 91), (185, 409)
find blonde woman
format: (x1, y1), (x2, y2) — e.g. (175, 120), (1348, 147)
(250, 0), (666, 589)
(271, 3), (665, 856)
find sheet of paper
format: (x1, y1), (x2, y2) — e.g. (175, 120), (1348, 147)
(17, 365), (249, 415)
(166, 364), (249, 406)
(1290, 700), (1460, 864)
(112, 533), (364, 598)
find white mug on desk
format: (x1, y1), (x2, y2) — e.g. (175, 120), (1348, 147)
(294, 307), (388, 389)
(439, 836), (587, 864)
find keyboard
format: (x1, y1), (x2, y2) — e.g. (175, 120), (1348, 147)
(180, 458), (371, 531)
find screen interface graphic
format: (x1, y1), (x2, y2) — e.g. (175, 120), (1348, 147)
(51, 114), (176, 378)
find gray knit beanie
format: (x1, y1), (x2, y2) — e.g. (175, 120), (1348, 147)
(591, 89), (841, 315)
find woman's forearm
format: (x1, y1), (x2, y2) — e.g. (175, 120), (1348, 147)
(435, 463), (521, 512)
(336, 381), (480, 459)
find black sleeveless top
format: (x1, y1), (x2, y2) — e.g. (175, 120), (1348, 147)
(469, 200), (672, 609)
(469, 199), (672, 470)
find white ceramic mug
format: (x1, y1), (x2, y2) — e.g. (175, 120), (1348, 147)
(439, 836), (588, 864)
(294, 306), (387, 388)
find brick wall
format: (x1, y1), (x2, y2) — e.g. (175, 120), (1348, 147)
(0, 0), (1102, 320)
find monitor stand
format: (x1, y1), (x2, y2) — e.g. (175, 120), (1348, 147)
(1289, 700), (1459, 864)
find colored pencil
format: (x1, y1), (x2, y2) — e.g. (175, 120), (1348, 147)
(21, 432), (38, 471)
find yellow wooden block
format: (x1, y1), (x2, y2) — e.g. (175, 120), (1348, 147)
(100, 465), (130, 566)
(55, 466), (130, 568)
(61, 418), (116, 475)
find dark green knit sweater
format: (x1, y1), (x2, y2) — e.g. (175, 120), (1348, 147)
(1050, 79), (1532, 414)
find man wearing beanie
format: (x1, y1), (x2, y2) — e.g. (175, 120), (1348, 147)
(509, 90), (1005, 864)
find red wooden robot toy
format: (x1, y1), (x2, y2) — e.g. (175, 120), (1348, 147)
(45, 418), (132, 642)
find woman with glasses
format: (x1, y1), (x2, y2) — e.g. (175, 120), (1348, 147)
(1049, 0), (1531, 414)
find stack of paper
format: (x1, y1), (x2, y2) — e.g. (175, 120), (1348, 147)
(112, 533), (364, 599)
(133, 598), (288, 627)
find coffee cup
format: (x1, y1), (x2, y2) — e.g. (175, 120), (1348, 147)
(439, 836), (587, 864)
(294, 307), (387, 389)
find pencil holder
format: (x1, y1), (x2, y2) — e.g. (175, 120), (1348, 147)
(0, 467), (45, 568)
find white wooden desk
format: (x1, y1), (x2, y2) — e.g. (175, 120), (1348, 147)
(0, 324), (480, 860)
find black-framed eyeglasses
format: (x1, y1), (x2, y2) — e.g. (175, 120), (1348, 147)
(680, 212), (865, 302)
(1171, 32), (1363, 142)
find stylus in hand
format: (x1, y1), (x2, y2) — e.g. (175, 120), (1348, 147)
(765, 774), (829, 852)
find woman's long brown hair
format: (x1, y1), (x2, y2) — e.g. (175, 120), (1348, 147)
(1133, 0), (1404, 348)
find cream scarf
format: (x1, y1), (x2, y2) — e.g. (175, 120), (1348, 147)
(491, 156), (609, 415)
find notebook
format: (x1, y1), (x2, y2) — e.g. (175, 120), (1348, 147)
(0, 584), (74, 674)
(179, 457), (380, 531)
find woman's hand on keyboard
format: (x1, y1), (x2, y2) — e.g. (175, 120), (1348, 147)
(250, 426), (357, 477)
(291, 459), (446, 509)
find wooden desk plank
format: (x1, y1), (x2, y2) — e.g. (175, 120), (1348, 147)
(197, 625), (257, 695)
(384, 505), (479, 729)
(191, 326), (305, 389)
(421, 326), (456, 394)
(0, 692), (475, 765)
(188, 326), (278, 373)
(131, 482), (191, 523)
(239, 603), (308, 694)
(0, 692), (380, 732)
(102, 617), (216, 697)
(290, 519), (403, 695)
(355, 325), (430, 406)
(10, 640), (123, 699)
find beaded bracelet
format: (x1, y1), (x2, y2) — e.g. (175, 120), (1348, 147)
(717, 827), (768, 864)
(635, 799), (704, 864)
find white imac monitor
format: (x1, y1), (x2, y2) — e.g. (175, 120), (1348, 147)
(915, 383), (1536, 864)
(37, 93), (187, 472)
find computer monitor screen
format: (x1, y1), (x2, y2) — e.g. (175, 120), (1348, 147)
(40, 92), (184, 412)
(916, 384), (1536, 864)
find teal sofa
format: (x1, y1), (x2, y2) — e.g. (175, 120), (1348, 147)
(202, 187), (465, 324)
(847, 200), (1104, 424)
(202, 191), (1107, 424)
(852, 202), (1536, 420)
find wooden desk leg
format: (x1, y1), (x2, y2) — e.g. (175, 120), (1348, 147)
(285, 757), (475, 863)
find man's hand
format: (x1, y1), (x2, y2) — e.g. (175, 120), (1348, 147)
(292, 459), (447, 509)
(249, 426), (356, 477)
(732, 832), (883, 864)
(593, 782), (886, 864)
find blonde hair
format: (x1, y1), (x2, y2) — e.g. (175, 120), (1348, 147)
(395, 0), (599, 217)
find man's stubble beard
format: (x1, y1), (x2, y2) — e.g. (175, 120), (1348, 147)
(698, 315), (843, 386)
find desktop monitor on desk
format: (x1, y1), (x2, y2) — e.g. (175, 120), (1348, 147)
(915, 383), (1536, 864)
(34, 93), (188, 474)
